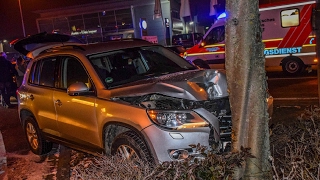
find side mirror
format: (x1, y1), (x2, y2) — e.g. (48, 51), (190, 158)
(67, 82), (89, 96)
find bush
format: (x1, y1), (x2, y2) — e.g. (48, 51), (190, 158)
(270, 106), (320, 180)
(71, 106), (320, 179)
(70, 145), (252, 180)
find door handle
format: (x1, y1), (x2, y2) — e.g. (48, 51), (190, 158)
(29, 94), (34, 100)
(55, 99), (62, 107)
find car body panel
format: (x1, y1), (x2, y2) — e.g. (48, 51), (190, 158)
(22, 85), (60, 137)
(53, 89), (99, 146)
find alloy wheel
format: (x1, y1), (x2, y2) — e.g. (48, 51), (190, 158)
(117, 145), (139, 160)
(26, 122), (39, 150)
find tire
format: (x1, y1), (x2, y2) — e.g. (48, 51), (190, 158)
(111, 131), (154, 164)
(193, 59), (211, 69)
(24, 117), (53, 155)
(281, 57), (304, 75)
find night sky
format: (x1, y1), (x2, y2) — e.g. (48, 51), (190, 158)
(0, 0), (105, 40)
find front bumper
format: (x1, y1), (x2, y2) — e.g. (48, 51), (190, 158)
(142, 124), (213, 162)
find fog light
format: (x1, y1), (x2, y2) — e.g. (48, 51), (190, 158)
(169, 149), (189, 160)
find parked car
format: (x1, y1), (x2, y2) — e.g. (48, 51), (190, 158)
(13, 33), (271, 164)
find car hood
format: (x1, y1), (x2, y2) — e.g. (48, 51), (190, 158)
(12, 32), (84, 58)
(108, 69), (229, 101)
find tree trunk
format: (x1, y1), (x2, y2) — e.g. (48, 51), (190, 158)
(316, 1), (320, 106)
(225, 0), (271, 179)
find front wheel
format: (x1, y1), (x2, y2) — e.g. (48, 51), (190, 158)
(281, 57), (304, 75)
(24, 117), (52, 155)
(111, 131), (154, 164)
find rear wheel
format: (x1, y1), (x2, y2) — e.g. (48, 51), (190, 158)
(111, 131), (154, 164)
(24, 117), (52, 155)
(281, 57), (304, 75)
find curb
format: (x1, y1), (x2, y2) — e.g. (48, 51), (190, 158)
(0, 131), (7, 180)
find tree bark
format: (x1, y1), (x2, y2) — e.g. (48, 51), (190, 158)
(316, 0), (320, 106)
(225, 0), (271, 179)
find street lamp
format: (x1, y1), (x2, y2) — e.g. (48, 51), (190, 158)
(18, 0), (26, 37)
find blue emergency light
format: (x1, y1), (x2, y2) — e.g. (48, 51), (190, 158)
(217, 12), (226, 20)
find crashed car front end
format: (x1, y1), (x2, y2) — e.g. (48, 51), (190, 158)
(111, 69), (232, 162)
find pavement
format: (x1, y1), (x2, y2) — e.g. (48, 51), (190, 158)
(0, 96), (71, 180)
(0, 131), (7, 179)
(0, 96), (16, 180)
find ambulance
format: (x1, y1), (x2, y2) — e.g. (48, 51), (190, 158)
(184, 0), (317, 75)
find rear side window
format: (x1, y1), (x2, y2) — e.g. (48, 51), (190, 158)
(29, 58), (57, 87)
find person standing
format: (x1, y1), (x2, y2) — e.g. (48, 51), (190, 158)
(15, 56), (27, 87)
(0, 53), (17, 108)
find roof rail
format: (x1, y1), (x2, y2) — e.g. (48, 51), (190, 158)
(26, 42), (84, 59)
(104, 38), (150, 43)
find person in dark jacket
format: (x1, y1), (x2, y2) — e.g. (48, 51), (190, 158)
(0, 55), (17, 108)
(15, 56), (27, 87)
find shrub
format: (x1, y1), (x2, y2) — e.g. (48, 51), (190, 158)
(71, 106), (320, 179)
(270, 106), (320, 180)
(70, 145), (252, 180)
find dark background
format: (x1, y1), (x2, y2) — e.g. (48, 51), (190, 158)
(0, 0), (286, 41)
(0, 0), (105, 40)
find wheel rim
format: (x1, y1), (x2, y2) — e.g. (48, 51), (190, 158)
(117, 145), (139, 160)
(285, 61), (299, 73)
(26, 122), (39, 150)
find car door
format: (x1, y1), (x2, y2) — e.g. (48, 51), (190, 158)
(53, 56), (100, 148)
(26, 57), (59, 136)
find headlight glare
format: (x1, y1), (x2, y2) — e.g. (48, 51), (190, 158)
(147, 110), (208, 129)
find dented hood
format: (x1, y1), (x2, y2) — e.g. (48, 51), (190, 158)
(108, 69), (229, 101)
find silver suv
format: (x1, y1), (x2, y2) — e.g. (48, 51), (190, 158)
(14, 33), (232, 163)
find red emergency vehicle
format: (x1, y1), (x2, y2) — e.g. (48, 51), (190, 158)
(184, 0), (317, 75)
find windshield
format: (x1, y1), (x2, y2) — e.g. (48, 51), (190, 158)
(204, 26), (225, 45)
(88, 45), (196, 88)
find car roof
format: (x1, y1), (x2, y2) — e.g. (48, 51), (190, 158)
(76, 39), (155, 56)
(13, 32), (154, 59)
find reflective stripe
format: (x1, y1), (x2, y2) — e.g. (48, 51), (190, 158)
(260, 1), (315, 11)
(265, 52), (316, 58)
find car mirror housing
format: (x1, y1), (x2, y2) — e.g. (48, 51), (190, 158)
(67, 82), (89, 96)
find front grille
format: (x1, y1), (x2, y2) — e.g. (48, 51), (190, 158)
(202, 98), (230, 116)
(219, 115), (232, 142)
(202, 98), (232, 152)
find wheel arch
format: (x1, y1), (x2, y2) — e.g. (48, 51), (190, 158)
(19, 109), (36, 127)
(280, 55), (304, 66)
(280, 56), (305, 75)
(102, 122), (155, 160)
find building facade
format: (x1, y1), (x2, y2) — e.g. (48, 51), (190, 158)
(35, 0), (184, 45)
(34, 0), (296, 45)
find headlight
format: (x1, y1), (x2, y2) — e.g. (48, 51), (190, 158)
(147, 110), (208, 129)
(183, 52), (188, 58)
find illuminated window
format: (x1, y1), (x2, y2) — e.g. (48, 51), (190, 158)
(281, 9), (299, 27)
